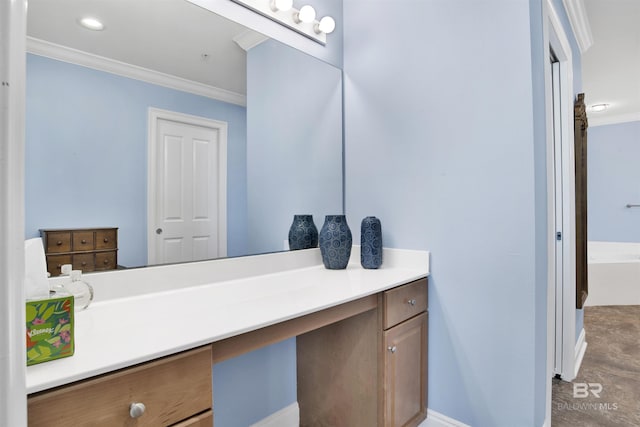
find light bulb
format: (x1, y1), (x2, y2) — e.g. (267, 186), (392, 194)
(295, 5), (316, 23)
(270, 0), (293, 12)
(315, 16), (336, 34)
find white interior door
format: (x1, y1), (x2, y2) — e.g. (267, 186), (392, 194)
(148, 109), (227, 265)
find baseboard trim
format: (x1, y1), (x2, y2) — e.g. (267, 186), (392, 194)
(574, 327), (587, 378)
(249, 402), (299, 427)
(250, 405), (469, 427)
(422, 409), (471, 427)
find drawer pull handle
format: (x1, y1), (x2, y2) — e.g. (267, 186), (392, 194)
(81, 262), (87, 266)
(81, 239), (87, 244)
(103, 238), (109, 243)
(104, 259), (110, 265)
(129, 402), (146, 418)
(407, 299), (417, 306)
(56, 241), (62, 246)
(387, 345), (397, 354)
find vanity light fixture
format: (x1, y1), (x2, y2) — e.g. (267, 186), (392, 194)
(270, 0), (293, 12)
(230, 0), (336, 45)
(78, 16), (105, 31)
(293, 5), (316, 24)
(315, 16), (336, 34)
(590, 103), (609, 112)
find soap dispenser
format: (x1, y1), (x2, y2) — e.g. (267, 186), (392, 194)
(66, 270), (94, 311)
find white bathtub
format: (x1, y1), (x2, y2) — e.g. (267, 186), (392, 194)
(586, 241), (640, 306)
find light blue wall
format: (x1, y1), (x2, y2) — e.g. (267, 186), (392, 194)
(246, 39), (343, 255)
(343, 0), (561, 425)
(529, 2), (550, 424)
(588, 120), (640, 243)
(216, 37), (343, 427)
(213, 339), (297, 426)
(25, 54), (248, 266)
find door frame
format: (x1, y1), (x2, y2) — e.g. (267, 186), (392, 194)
(544, 0), (585, 422)
(147, 107), (228, 264)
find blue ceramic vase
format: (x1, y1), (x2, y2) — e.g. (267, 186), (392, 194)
(319, 215), (352, 269)
(361, 216), (382, 269)
(288, 215), (318, 250)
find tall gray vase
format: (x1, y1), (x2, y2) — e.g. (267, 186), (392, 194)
(319, 215), (352, 269)
(361, 216), (382, 269)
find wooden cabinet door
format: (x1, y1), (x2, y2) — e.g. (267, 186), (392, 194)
(383, 312), (427, 427)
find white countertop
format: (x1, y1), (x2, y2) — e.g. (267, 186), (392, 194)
(26, 247), (429, 394)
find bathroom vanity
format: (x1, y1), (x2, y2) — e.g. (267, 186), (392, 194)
(26, 248), (429, 427)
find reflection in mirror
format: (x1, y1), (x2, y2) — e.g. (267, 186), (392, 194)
(25, 0), (343, 271)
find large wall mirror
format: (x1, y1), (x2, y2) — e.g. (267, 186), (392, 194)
(25, 0), (343, 270)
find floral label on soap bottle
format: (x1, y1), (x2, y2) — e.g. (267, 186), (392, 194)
(26, 295), (74, 366)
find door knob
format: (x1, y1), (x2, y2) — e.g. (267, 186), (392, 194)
(387, 345), (397, 354)
(156, 228), (163, 235)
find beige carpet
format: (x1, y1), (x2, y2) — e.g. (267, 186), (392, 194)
(552, 305), (640, 426)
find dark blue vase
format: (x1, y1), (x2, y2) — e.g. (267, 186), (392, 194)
(288, 215), (318, 250)
(361, 216), (382, 269)
(319, 215), (352, 269)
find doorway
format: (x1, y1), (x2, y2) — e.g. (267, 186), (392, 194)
(147, 108), (228, 265)
(544, 0), (586, 423)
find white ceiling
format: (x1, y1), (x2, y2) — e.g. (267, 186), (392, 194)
(26, 0), (254, 96)
(581, 0), (640, 126)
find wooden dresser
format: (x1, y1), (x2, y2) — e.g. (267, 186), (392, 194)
(40, 227), (118, 276)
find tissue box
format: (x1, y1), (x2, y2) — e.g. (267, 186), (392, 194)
(26, 294), (74, 366)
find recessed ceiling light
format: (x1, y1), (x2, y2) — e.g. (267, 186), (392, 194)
(590, 103), (609, 112)
(78, 17), (105, 31)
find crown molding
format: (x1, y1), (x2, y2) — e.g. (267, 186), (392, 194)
(588, 111), (640, 127)
(562, 0), (594, 52)
(26, 37), (246, 107)
(233, 29), (269, 51)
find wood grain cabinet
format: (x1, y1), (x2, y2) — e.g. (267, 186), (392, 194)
(298, 278), (428, 427)
(28, 346), (212, 427)
(40, 227), (118, 276)
(382, 279), (428, 427)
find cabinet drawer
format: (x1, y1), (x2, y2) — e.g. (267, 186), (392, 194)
(72, 253), (95, 272)
(96, 229), (117, 249)
(383, 279), (428, 329)
(46, 254), (72, 276)
(95, 251), (117, 270)
(72, 231), (95, 251)
(45, 231), (71, 253)
(28, 346), (213, 427)
(171, 410), (213, 427)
